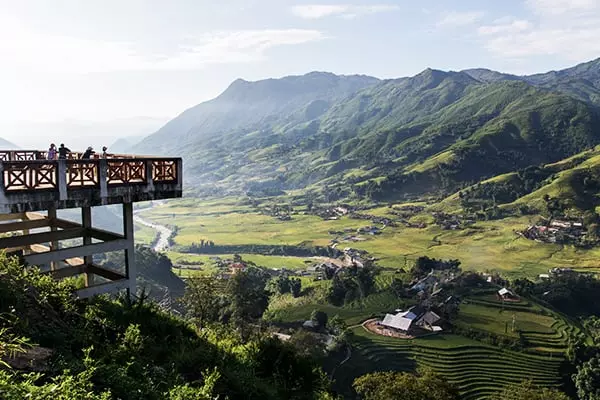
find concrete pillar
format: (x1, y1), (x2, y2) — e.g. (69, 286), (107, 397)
(123, 202), (136, 298)
(48, 206), (58, 271)
(82, 206), (92, 287)
(58, 161), (67, 201)
(99, 159), (108, 197)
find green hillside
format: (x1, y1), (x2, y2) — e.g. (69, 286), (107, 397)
(134, 59), (600, 202)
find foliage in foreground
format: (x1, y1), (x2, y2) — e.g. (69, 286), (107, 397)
(352, 369), (459, 400)
(491, 380), (570, 400)
(0, 252), (331, 399)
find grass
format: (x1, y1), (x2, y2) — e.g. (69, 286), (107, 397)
(144, 198), (600, 280)
(167, 252), (311, 270)
(134, 223), (157, 245)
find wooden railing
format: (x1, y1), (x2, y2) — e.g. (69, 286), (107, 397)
(1, 158), (180, 192)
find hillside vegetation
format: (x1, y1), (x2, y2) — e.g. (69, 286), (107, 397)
(135, 58), (600, 202)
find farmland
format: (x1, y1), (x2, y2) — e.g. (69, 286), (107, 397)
(134, 198), (595, 399)
(140, 198), (600, 278)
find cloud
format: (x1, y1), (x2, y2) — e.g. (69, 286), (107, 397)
(526, 0), (597, 15)
(436, 11), (485, 28)
(478, 19), (533, 35)
(0, 15), (325, 73)
(477, 2), (600, 61)
(291, 4), (400, 19)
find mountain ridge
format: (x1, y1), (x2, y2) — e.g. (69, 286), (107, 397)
(135, 58), (600, 201)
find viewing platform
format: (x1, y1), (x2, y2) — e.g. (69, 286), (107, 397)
(0, 150), (183, 298)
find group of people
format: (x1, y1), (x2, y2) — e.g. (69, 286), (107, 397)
(46, 144), (108, 160)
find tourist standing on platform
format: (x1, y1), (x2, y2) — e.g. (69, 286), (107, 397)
(82, 146), (95, 159)
(47, 144), (57, 160)
(58, 143), (71, 159)
(101, 146), (108, 158)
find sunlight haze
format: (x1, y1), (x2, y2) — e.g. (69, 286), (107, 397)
(0, 0), (599, 148)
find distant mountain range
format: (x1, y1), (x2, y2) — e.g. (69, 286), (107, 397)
(135, 58), (600, 201)
(1, 117), (166, 152)
(0, 137), (19, 150)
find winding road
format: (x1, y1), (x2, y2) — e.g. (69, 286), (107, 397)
(134, 201), (173, 252)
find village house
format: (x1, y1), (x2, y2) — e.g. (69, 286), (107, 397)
(380, 306), (443, 335)
(497, 287), (518, 301)
(229, 262), (246, 275)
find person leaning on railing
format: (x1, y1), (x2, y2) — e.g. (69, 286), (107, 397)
(58, 144), (71, 159)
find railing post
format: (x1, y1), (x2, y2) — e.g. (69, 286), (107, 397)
(99, 159), (107, 197)
(57, 160), (67, 200)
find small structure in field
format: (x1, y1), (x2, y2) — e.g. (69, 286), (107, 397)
(497, 287), (518, 301)
(229, 262), (246, 275)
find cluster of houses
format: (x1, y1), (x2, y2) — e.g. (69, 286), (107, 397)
(432, 212), (475, 230)
(518, 219), (586, 244)
(349, 212), (397, 227)
(329, 225), (383, 245)
(313, 206), (352, 220)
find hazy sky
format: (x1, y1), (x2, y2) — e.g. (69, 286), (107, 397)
(1, 0), (599, 145)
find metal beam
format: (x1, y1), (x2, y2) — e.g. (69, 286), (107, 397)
(87, 264), (126, 281)
(123, 203), (136, 297)
(87, 227), (124, 242)
(0, 227), (86, 249)
(23, 239), (129, 265)
(52, 218), (82, 230)
(0, 218), (51, 234)
(46, 264), (87, 279)
(0, 213), (26, 222)
(82, 206), (92, 287)
(75, 279), (130, 299)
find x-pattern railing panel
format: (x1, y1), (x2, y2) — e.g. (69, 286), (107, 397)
(1, 154), (180, 192)
(67, 161), (98, 188)
(107, 160), (147, 185)
(152, 159), (178, 182)
(3, 162), (57, 191)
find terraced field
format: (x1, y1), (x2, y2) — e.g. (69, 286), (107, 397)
(457, 293), (583, 355)
(336, 329), (566, 400)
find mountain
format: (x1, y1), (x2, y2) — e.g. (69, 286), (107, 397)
(110, 135), (147, 154)
(0, 137), (19, 150)
(136, 72), (379, 156)
(137, 59), (600, 201)
(1, 117), (166, 152)
(463, 58), (600, 106)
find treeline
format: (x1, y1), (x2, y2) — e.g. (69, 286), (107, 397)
(178, 242), (341, 258)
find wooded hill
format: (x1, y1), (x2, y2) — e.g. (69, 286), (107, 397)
(135, 58), (600, 203)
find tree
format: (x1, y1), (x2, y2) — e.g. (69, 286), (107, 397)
(353, 369), (459, 400)
(390, 278), (405, 298)
(311, 310), (328, 330)
(181, 277), (221, 328)
(288, 330), (326, 360)
(290, 278), (302, 298)
(492, 380), (569, 400)
(327, 315), (351, 352)
(226, 267), (270, 333)
(574, 355), (600, 400)
(267, 275), (291, 295)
